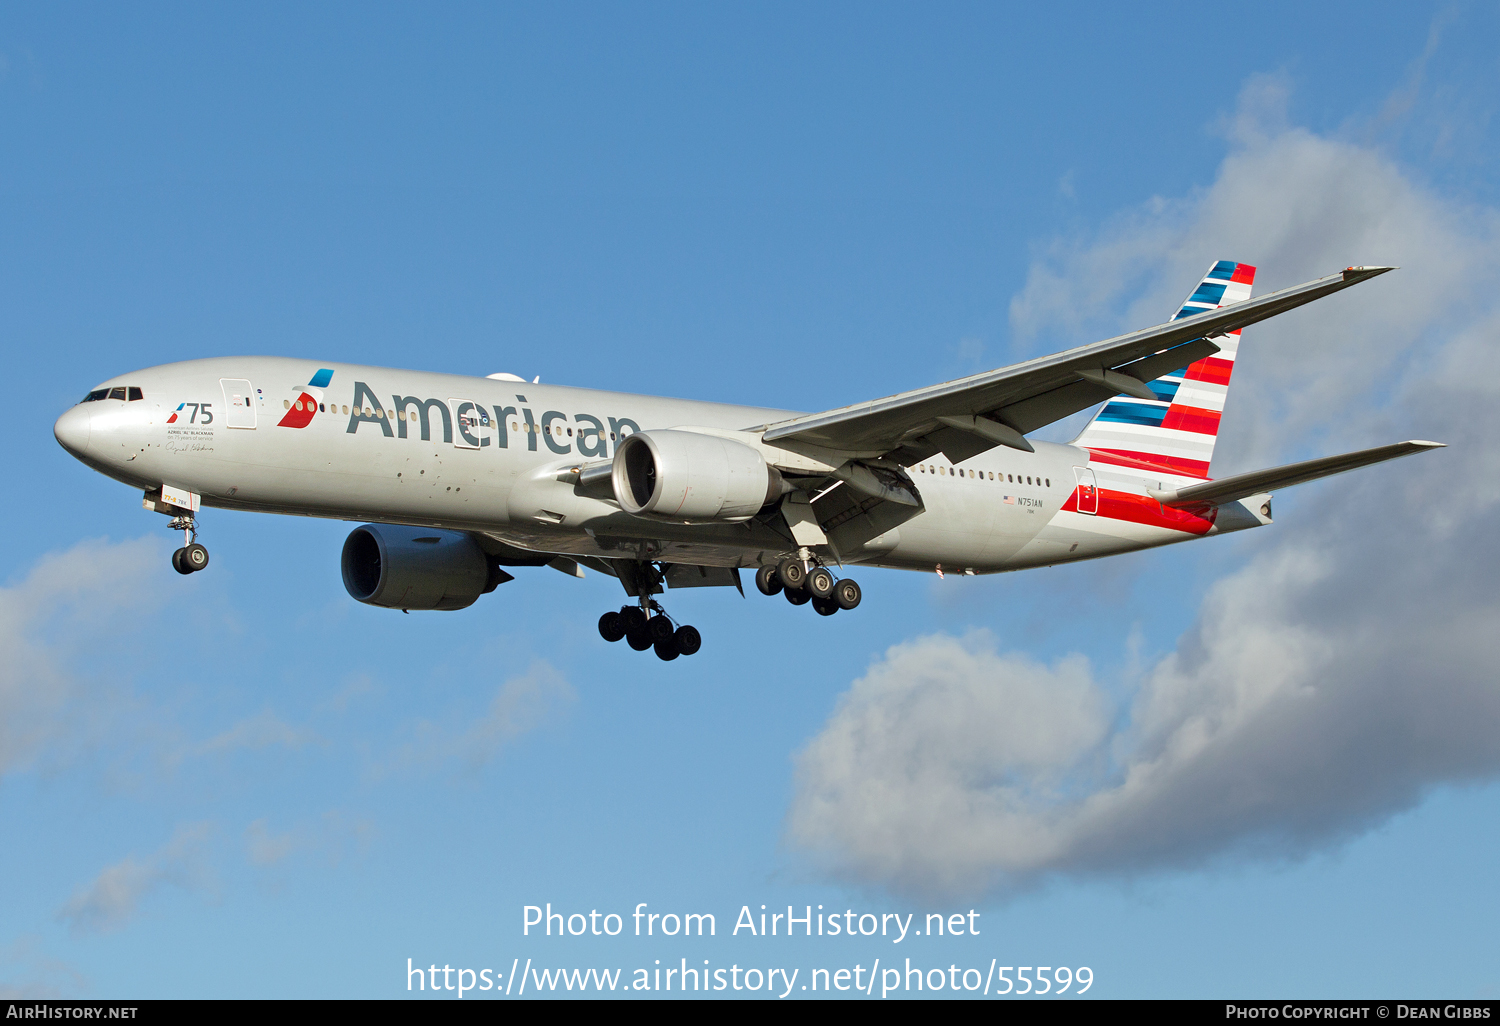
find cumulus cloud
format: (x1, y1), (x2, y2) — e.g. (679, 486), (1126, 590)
(788, 75), (1500, 897)
(0, 537), (168, 779)
(57, 823), (215, 934)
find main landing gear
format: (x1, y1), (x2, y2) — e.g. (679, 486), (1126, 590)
(167, 514), (210, 575)
(755, 557), (861, 616)
(598, 600), (703, 662)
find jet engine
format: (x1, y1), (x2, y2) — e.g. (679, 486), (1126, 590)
(612, 430), (783, 523)
(341, 524), (510, 611)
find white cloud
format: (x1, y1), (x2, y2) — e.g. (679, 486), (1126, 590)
(788, 633), (1109, 895)
(385, 659), (574, 774)
(789, 76), (1500, 898)
(57, 822), (215, 934)
(245, 819), (297, 867)
(0, 937), (86, 999)
(244, 811), (373, 869)
(0, 537), (168, 779)
(454, 660), (574, 770)
(191, 711), (317, 758)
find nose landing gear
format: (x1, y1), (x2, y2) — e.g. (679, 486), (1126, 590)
(167, 514), (209, 575)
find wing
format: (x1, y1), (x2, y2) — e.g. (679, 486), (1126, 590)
(759, 266), (1394, 465)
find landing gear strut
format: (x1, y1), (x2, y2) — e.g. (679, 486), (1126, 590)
(757, 555), (861, 616)
(597, 563), (702, 660)
(167, 514), (209, 575)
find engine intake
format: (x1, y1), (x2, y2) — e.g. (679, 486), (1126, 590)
(612, 430), (782, 523)
(341, 524), (508, 611)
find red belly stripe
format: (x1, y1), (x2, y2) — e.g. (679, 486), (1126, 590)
(1061, 488), (1216, 534)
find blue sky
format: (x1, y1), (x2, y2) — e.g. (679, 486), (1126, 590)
(4, 3), (1500, 999)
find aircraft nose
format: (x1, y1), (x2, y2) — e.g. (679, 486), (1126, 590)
(54, 404), (92, 457)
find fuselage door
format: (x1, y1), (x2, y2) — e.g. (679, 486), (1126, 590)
(450, 399), (489, 450)
(220, 378), (257, 429)
(1073, 466), (1099, 515)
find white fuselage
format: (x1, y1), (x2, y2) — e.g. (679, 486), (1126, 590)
(54, 357), (1269, 577)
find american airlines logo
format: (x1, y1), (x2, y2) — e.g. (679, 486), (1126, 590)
(277, 369), (334, 429)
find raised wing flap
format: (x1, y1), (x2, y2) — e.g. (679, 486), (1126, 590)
(1149, 440), (1444, 508)
(760, 267), (1394, 459)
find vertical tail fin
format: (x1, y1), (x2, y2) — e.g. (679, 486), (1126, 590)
(1073, 260), (1255, 479)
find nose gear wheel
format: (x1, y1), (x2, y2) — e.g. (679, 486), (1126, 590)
(165, 513), (210, 575)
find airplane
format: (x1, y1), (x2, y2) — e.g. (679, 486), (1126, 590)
(54, 261), (1443, 660)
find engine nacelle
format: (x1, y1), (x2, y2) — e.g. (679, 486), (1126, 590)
(341, 524), (505, 611)
(612, 429), (782, 523)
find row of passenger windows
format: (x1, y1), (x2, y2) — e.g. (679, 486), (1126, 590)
(82, 387), (144, 402)
(912, 464), (1050, 488)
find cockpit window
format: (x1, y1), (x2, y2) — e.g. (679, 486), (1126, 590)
(82, 389), (110, 402)
(127, 387), (143, 401)
(108, 387), (127, 400)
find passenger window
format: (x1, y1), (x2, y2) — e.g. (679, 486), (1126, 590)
(128, 387), (143, 401)
(108, 387), (126, 400)
(284, 400), (291, 409)
(1045, 478), (1050, 487)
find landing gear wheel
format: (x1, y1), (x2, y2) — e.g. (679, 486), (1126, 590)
(598, 611), (625, 642)
(171, 548), (192, 575)
(183, 543), (209, 572)
(784, 586), (811, 606)
(807, 566), (835, 600)
(648, 615), (675, 643)
(653, 635), (681, 661)
(620, 606), (648, 634)
(835, 578), (862, 610)
(674, 625), (701, 656)
(811, 596), (840, 616)
(777, 558), (806, 590)
(755, 565), (783, 596)
(626, 628), (653, 651)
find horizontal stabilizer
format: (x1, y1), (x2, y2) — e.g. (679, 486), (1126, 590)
(1148, 440), (1445, 508)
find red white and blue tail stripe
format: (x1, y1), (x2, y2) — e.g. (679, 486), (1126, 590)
(1073, 260), (1255, 479)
